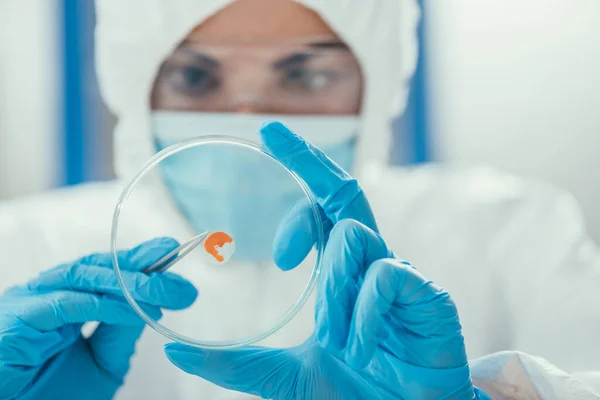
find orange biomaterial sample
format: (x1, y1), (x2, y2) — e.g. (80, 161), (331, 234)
(203, 231), (234, 263)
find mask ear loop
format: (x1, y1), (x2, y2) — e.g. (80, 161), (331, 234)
(143, 231), (209, 274)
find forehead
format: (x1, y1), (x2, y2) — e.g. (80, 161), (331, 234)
(187, 0), (340, 40)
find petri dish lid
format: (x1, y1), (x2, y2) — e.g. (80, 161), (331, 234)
(111, 135), (324, 349)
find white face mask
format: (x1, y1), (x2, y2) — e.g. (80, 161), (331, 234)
(150, 111), (359, 262)
(151, 111), (359, 153)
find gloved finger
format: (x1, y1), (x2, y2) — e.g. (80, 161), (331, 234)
(314, 219), (393, 352)
(19, 291), (162, 332)
(78, 237), (180, 271)
(0, 365), (50, 399)
(260, 121), (378, 232)
(88, 323), (146, 383)
(345, 259), (468, 370)
(272, 198), (332, 271)
(1, 238), (182, 298)
(0, 318), (79, 366)
(26, 264), (197, 310)
(2, 284), (36, 296)
(164, 342), (291, 399)
(344, 258), (408, 369)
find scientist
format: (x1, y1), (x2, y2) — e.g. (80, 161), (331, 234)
(1, 0), (599, 399)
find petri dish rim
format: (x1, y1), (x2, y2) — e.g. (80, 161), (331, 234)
(111, 135), (325, 349)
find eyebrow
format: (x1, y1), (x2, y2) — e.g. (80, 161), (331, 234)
(309, 40), (349, 50)
(178, 47), (221, 70)
(273, 53), (312, 70)
(273, 41), (349, 70)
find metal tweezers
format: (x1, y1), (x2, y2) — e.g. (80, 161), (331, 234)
(143, 231), (209, 274)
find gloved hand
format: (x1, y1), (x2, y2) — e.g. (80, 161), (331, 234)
(0, 237), (197, 400)
(165, 122), (489, 399)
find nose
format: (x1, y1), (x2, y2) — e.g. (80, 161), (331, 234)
(234, 103), (259, 114)
(228, 65), (270, 113)
(231, 93), (266, 114)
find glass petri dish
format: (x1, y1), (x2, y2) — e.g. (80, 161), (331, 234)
(111, 135), (324, 349)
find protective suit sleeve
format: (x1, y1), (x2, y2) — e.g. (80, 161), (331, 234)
(470, 351), (600, 399)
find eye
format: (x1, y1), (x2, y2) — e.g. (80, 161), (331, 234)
(283, 68), (335, 92)
(166, 65), (220, 96)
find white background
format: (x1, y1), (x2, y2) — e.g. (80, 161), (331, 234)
(0, 0), (60, 198)
(426, 0), (600, 241)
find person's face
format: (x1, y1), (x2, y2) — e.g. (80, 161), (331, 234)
(151, 0), (363, 115)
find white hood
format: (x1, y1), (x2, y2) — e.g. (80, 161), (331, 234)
(94, 0), (420, 181)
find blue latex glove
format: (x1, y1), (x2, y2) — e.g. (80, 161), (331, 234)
(165, 122), (489, 399)
(0, 237), (197, 400)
